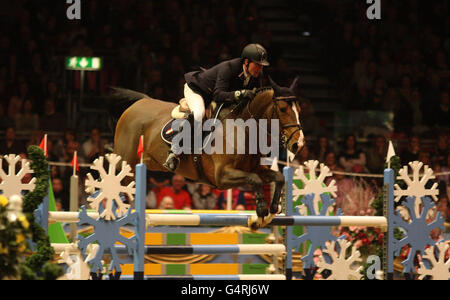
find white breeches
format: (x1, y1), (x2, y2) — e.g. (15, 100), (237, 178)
(184, 83), (205, 123)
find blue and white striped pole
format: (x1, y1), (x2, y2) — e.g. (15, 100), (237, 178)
(384, 168), (395, 280)
(283, 166), (293, 280)
(134, 163), (146, 280)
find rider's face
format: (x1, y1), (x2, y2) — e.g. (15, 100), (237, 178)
(247, 62), (263, 78)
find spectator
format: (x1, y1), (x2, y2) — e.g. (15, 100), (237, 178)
(14, 99), (39, 133)
(81, 128), (106, 163)
(0, 127), (25, 155)
(296, 145), (312, 165)
(69, 35), (93, 57)
(192, 184), (218, 210)
(418, 150), (431, 166)
(52, 177), (69, 211)
(422, 72), (442, 126)
(433, 134), (449, 166)
(439, 153), (450, 190)
(312, 136), (332, 163)
(240, 185), (257, 211)
(53, 129), (78, 161)
(148, 171), (172, 198)
(46, 138), (60, 163)
(217, 188), (247, 210)
(157, 175), (192, 209)
(7, 96), (22, 123)
(383, 87), (400, 111)
(146, 190), (157, 209)
(45, 80), (63, 112)
(434, 91), (449, 129)
(437, 195), (449, 222)
(331, 165), (356, 215)
(324, 151), (338, 172)
(366, 135), (388, 174)
(39, 98), (65, 132)
(60, 140), (83, 186)
(401, 136), (421, 164)
(0, 102), (13, 130)
(338, 134), (367, 173)
(434, 162), (449, 195)
(365, 78), (387, 111)
(299, 99), (321, 137)
(26, 129), (45, 149)
(159, 196), (175, 210)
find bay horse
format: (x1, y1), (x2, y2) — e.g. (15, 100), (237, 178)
(113, 80), (304, 227)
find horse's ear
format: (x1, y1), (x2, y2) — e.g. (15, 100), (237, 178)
(268, 76), (281, 91)
(289, 76), (300, 91)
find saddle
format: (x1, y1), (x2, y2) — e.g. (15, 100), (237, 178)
(170, 98), (217, 120)
(160, 98), (224, 188)
(161, 98), (220, 146)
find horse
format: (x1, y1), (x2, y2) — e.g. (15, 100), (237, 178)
(112, 78), (304, 227)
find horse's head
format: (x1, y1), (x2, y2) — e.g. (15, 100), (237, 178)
(247, 76), (305, 157)
(268, 76), (305, 155)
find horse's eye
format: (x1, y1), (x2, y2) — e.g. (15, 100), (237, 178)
(279, 106), (287, 113)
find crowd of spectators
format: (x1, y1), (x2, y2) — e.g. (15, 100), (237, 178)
(0, 1), (448, 220)
(319, 0), (449, 137)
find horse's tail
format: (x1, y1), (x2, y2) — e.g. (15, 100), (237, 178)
(106, 87), (151, 134)
(109, 87), (151, 103)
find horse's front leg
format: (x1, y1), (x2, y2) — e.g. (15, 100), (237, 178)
(257, 167), (284, 226)
(257, 167), (285, 215)
(217, 166), (268, 223)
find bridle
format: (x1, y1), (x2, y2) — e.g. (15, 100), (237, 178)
(246, 90), (303, 150)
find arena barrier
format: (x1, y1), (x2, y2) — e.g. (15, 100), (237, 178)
(31, 156), (447, 280)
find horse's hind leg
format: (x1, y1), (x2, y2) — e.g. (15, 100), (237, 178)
(217, 166), (267, 226)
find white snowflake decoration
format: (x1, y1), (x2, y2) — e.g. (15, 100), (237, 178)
(0, 154), (36, 198)
(316, 239), (363, 280)
(85, 154), (136, 220)
(394, 161), (439, 218)
(417, 242), (450, 280)
(293, 160), (337, 214)
(57, 243), (98, 280)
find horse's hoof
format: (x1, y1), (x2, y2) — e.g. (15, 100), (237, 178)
(256, 203), (268, 218)
(163, 153), (180, 172)
(272, 205), (281, 215)
(250, 221), (260, 231)
(270, 203), (281, 215)
(262, 213), (276, 227)
(257, 217), (264, 226)
(248, 215), (260, 231)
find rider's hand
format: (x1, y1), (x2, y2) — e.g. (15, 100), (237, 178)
(235, 89), (256, 102)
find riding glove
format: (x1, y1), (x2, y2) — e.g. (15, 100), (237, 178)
(235, 89), (256, 102)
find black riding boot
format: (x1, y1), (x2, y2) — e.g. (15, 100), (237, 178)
(163, 113), (195, 172)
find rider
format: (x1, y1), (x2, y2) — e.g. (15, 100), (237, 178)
(163, 43), (270, 171)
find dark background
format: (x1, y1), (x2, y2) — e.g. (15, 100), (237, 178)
(0, 0), (448, 213)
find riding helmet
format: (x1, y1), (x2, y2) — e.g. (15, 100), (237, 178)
(241, 43), (270, 66)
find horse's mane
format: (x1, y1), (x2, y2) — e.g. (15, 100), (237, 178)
(252, 87), (274, 106)
(255, 86), (274, 96)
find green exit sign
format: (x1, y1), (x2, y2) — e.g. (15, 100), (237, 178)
(65, 57), (102, 70)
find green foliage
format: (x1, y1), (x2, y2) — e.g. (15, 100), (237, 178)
(19, 145), (63, 280)
(0, 196), (31, 279)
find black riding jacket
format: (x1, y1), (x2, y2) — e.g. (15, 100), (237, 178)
(184, 58), (263, 106)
